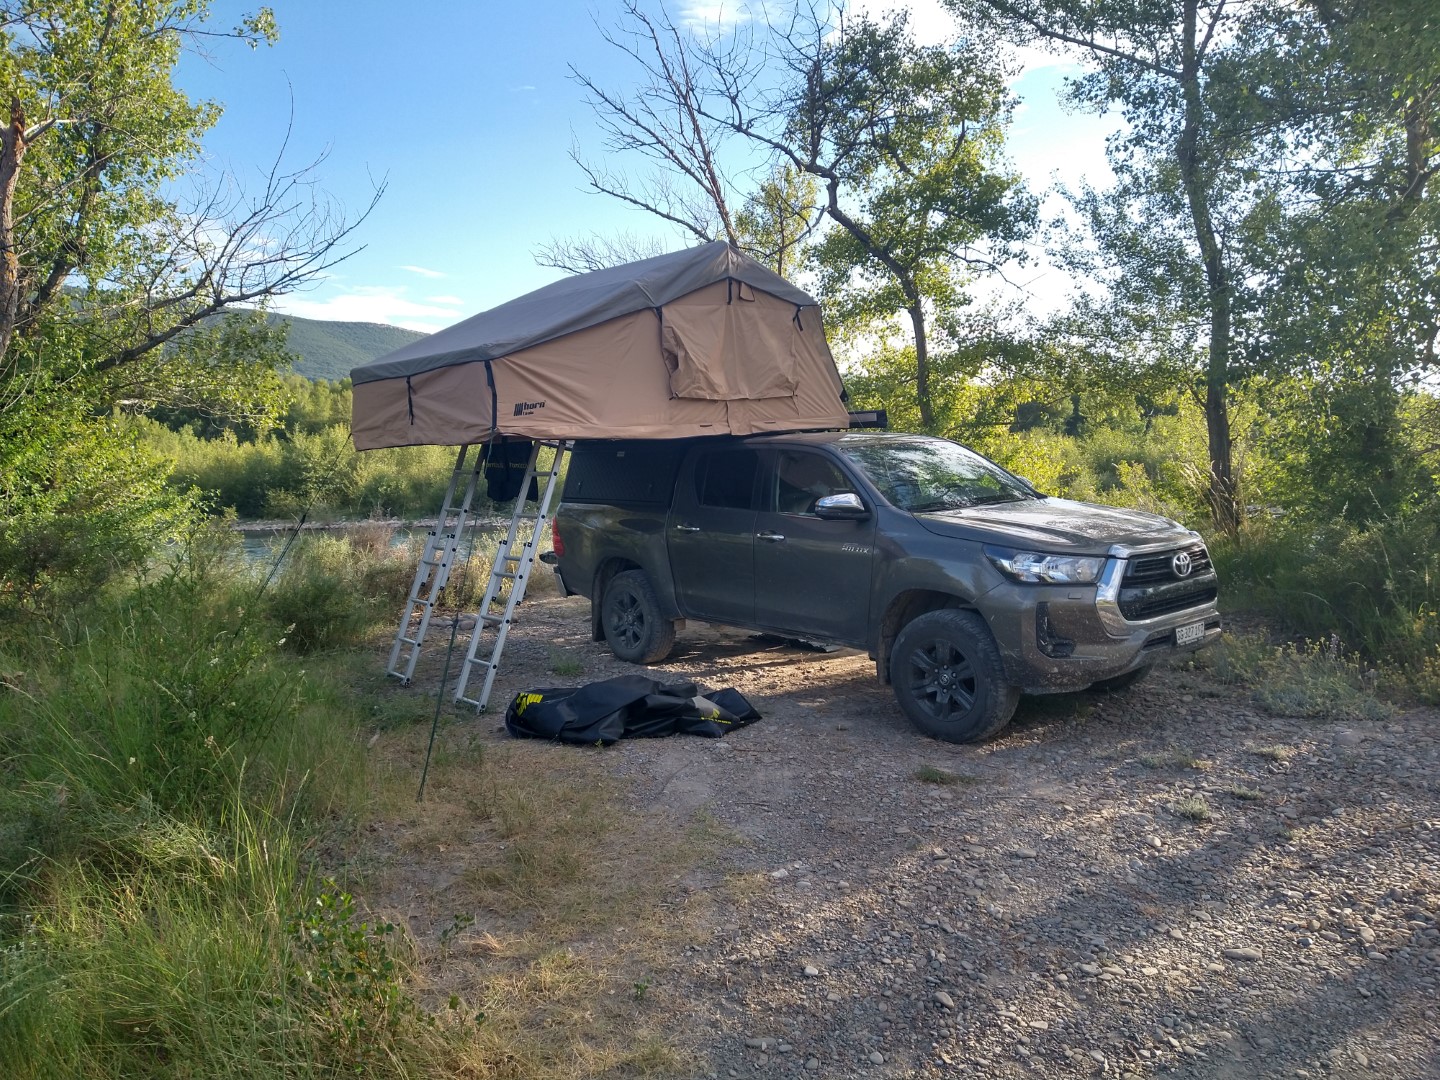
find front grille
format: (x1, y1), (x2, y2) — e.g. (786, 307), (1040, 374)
(1124, 544), (1212, 585)
(1118, 578), (1218, 620)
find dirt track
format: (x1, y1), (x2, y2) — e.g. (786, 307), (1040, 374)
(374, 593), (1440, 1079)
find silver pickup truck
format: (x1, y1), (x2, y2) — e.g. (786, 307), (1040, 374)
(551, 431), (1221, 742)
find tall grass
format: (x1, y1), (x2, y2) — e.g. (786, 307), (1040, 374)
(0, 529), (456, 1077)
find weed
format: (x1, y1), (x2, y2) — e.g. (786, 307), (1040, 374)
(633, 978), (651, 1002)
(438, 912), (476, 958)
(549, 648), (586, 677)
(1250, 743), (1296, 762)
(286, 883), (437, 1064)
(1225, 784), (1264, 801)
(913, 765), (980, 786)
(1139, 747), (1204, 770)
(1170, 795), (1215, 822)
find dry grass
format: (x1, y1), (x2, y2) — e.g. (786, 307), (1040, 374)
(357, 731), (721, 1079)
(1249, 742), (1297, 762)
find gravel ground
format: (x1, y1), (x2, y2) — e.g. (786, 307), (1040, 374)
(402, 593), (1440, 1079)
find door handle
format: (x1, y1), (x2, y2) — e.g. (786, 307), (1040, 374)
(756, 531), (786, 543)
(674, 523), (700, 533)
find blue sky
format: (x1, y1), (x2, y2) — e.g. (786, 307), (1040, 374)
(176, 1), (1114, 333)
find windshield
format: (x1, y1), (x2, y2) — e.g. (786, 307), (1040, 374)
(840, 438), (1035, 512)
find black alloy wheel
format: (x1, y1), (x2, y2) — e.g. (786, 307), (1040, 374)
(890, 609), (1018, 743)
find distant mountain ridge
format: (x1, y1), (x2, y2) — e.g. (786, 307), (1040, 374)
(268, 313), (429, 382)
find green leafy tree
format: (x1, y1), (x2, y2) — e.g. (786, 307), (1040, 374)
(966, 0), (1267, 532)
(711, 9), (1034, 430)
(0, 1), (377, 605)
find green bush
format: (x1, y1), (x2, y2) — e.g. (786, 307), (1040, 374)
(1214, 505), (1440, 675)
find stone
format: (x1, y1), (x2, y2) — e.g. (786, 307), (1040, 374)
(805, 1057), (820, 1071)
(1223, 947), (1264, 961)
(934, 990), (955, 1009)
(804, 965), (820, 978)
(868, 1051), (885, 1065)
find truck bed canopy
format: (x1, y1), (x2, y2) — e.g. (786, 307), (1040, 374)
(349, 241), (849, 450)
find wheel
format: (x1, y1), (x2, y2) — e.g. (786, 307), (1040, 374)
(600, 569), (676, 664)
(1088, 666), (1152, 694)
(890, 609), (1018, 743)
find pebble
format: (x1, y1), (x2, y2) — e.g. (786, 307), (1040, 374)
(868, 1051), (885, 1064)
(1012, 848), (1039, 859)
(933, 991), (955, 1009)
(1223, 947), (1264, 961)
(804, 1057), (820, 1071)
(803, 965), (820, 978)
(769, 869), (789, 880)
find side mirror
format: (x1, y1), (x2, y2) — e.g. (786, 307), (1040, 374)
(814, 492), (870, 520)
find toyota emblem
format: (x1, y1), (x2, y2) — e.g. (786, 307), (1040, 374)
(1172, 551), (1194, 578)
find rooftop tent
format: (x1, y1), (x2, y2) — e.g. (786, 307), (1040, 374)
(349, 241), (849, 450)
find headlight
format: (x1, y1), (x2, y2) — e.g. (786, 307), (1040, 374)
(984, 546), (1106, 585)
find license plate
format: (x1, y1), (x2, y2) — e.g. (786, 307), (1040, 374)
(1175, 621), (1206, 647)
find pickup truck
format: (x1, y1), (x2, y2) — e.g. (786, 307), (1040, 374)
(551, 431), (1221, 742)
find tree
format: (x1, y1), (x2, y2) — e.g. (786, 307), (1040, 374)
(966, 0), (1267, 532)
(0, 1), (378, 605)
(709, 8), (1033, 430)
(564, 0), (741, 248)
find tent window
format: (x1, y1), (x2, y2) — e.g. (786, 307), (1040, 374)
(694, 449), (759, 510)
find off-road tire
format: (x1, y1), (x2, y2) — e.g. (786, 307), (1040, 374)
(1088, 666), (1152, 694)
(890, 609), (1018, 743)
(600, 570), (676, 664)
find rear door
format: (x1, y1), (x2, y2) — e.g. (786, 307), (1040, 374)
(667, 446), (760, 626)
(753, 447), (876, 644)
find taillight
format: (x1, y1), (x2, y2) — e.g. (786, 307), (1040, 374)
(550, 520), (565, 558)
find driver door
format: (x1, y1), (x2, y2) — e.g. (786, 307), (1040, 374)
(753, 448), (875, 644)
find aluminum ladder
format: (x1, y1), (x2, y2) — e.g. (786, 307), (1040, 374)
(386, 445), (486, 684)
(454, 440), (570, 710)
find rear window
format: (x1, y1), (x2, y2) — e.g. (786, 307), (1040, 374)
(694, 449), (759, 510)
(563, 441), (686, 507)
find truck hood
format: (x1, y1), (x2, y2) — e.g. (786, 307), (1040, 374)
(913, 497), (1192, 553)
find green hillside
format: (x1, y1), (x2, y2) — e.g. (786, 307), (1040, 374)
(268, 313), (429, 382)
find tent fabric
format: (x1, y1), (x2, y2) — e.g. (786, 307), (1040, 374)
(349, 241), (850, 450)
(503, 675), (762, 746)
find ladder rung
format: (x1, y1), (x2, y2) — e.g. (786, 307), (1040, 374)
(399, 636), (420, 646)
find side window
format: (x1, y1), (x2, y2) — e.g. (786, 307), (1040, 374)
(694, 449), (759, 510)
(771, 450), (851, 515)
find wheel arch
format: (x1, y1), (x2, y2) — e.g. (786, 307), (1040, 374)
(876, 589), (975, 685)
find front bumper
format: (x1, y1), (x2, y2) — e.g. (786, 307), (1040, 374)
(981, 541), (1222, 694)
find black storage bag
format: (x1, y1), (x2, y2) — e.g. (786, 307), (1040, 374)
(504, 674), (761, 746)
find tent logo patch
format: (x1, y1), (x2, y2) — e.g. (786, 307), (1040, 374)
(513, 399), (546, 416)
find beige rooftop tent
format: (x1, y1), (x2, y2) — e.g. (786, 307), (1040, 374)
(349, 241), (849, 449)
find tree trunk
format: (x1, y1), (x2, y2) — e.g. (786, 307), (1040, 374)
(0, 98), (27, 370)
(906, 296), (935, 431)
(1177, 0), (1239, 535)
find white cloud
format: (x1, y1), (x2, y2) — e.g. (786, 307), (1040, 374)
(678, 3), (751, 32)
(398, 264), (445, 279)
(508, 84), (537, 93)
(426, 294), (465, 305)
(274, 285), (463, 333)
(847, 0), (952, 45)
